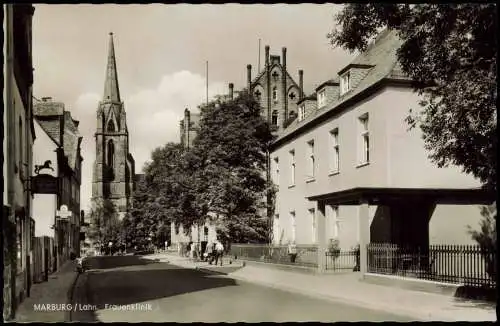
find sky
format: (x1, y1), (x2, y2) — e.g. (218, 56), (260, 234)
(32, 4), (354, 212)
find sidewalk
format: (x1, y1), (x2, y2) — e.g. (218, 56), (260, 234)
(144, 253), (497, 322)
(11, 259), (79, 323)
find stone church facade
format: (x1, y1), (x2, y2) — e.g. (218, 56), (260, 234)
(92, 33), (135, 220)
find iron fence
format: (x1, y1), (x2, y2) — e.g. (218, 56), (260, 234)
(230, 244), (318, 268)
(367, 243), (496, 288)
(325, 249), (360, 271)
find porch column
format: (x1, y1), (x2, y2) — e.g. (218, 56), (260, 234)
(358, 199), (370, 277)
(316, 201), (327, 273)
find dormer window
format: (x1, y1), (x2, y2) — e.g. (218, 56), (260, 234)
(340, 72), (350, 95)
(318, 89), (326, 108)
(298, 105), (306, 122)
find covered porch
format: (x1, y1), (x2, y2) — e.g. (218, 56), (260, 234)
(307, 187), (496, 277)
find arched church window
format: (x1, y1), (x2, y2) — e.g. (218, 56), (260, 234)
(107, 139), (115, 169)
(272, 87), (278, 103)
(107, 119), (115, 132)
(271, 110), (278, 126)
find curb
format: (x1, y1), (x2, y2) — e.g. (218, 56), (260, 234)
(65, 263), (80, 322)
(161, 255), (458, 322)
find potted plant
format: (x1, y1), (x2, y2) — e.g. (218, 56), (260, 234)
(327, 238), (341, 259)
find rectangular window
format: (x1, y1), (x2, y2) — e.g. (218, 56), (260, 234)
(340, 71), (350, 95)
(310, 208), (316, 243)
(318, 89), (326, 108)
(332, 206), (340, 238)
(330, 129), (339, 173)
(307, 140), (315, 179)
(358, 114), (369, 165)
(290, 211), (296, 242)
(274, 157), (279, 188)
(298, 105), (306, 122)
(289, 150), (295, 186)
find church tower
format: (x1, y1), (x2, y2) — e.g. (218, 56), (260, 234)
(92, 33), (135, 220)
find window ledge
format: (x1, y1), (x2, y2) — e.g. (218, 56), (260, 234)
(356, 162), (370, 169)
(328, 171), (340, 177)
(305, 178), (316, 183)
(288, 184), (296, 189)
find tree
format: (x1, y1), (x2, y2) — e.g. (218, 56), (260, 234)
(189, 93), (274, 243)
(467, 204), (496, 281)
(87, 198), (123, 253)
(328, 4), (497, 190)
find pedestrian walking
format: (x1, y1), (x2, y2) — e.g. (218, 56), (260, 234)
(214, 240), (224, 266)
(205, 242), (213, 263)
(288, 241), (297, 263)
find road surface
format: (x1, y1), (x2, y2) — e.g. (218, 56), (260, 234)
(70, 255), (412, 322)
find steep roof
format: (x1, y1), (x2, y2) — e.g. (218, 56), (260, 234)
(102, 32), (121, 103)
(34, 101), (82, 171)
(273, 29), (409, 147)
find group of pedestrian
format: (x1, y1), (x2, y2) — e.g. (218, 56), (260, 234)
(203, 240), (225, 266)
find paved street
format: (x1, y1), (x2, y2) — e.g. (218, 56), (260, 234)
(71, 255), (412, 322)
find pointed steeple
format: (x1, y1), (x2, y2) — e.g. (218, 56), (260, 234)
(103, 32), (121, 103)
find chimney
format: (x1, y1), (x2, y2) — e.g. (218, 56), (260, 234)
(247, 65), (252, 92)
(184, 108), (191, 149)
(299, 70), (304, 100)
(229, 83), (234, 100)
(265, 45), (270, 67)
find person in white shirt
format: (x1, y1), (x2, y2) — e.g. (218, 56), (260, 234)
(214, 240), (224, 266)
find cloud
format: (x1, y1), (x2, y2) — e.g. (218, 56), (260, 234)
(73, 71), (227, 211)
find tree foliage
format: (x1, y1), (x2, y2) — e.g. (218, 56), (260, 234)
(467, 204), (497, 280)
(87, 198), (123, 251)
(188, 93), (274, 243)
(328, 4), (497, 190)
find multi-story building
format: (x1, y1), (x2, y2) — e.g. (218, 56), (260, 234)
(269, 29), (494, 273)
(33, 97), (83, 267)
(247, 46), (304, 134)
(3, 3), (36, 320)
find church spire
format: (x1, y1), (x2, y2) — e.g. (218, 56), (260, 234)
(103, 32), (121, 103)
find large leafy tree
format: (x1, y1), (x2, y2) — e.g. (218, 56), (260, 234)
(328, 4), (497, 190)
(87, 198), (123, 252)
(123, 143), (188, 249)
(190, 93), (274, 243)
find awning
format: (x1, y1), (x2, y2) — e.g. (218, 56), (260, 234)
(306, 187), (496, 206)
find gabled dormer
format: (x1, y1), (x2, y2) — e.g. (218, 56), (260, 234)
(296, 94), (317, 123)
(315, 79), (340, 110)
(337, 63), (374, 97)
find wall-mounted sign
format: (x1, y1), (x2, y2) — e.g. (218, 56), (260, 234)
(56, 205), (72, 220)
(34, 160), (55, 175)
(31, 174), (59, 194)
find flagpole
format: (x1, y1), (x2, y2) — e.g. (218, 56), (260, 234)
(206, 61), (208, 106)
(258, 38), (261, 73)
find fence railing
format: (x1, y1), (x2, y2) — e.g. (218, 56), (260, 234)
(368, 243), (496, 288)
(230, 244), (319, 268)
(325, 249), (360, 271)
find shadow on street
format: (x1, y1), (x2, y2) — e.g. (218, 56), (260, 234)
(72, 257), (238, 322)
(84, 255), (160, 270)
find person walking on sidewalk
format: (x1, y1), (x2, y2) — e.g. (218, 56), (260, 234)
(214, 240), (224, 266)
(205, 241), (213, 263)
(288, 241), (298, 263)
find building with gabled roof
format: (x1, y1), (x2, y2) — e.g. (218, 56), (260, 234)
(33, 97), (83, 269)
(268, 29), (494, 274)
